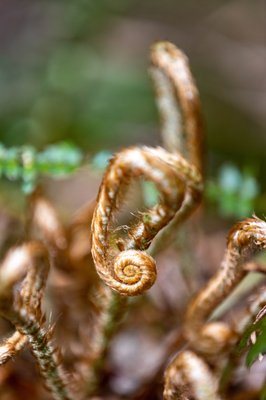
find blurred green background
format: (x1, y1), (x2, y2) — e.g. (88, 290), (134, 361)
(0, 0), (265, 195)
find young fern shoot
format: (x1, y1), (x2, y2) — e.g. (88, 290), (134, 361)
(89, 40), (203, 395)
(91, 146), (186, 296)
(91, 42), (203, 296)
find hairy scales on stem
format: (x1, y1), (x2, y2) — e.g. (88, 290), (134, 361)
(0, 242), (75, 400)
(91, 146), (187, 295)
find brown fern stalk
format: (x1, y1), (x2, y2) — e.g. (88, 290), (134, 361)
(91, 146), (189, 296)
(88, 145), (187, 393)
(150, 41), (203, 173)
(82, 285), (126, 395)
(0, 330), (27, 365)
(88, 147), (201, 389)
(88, 146), (201, 389)
(89, 41), (203, 394)
(0, 242), (75, 400)
(28, 188), (96, 274)
(184, 217), (266, 356)
(91, 44), (203, 295)
(28, 188), (68, 260)
(219, 286), (266, 393)
(27, 188), (107, 397)
(235, 285), (266, 335)
(163, 218), (266, 399)
(164, 350), (222, 400)
(148, 41), (203, 256)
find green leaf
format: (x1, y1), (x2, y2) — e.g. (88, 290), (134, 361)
(246, 328), (266, 367)
(0, 141), (83, 192)
(91, 151), (112, 170)
(239, 316), (266, 367)
(205, 163), (260, 218)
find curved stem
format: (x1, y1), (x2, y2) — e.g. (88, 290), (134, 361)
(0, 331), (27, 365)
(164, 350), (221, 400)
(149, 41), (204, 256)
(91, 147), (188, 296)
(89, 41), (204, 395)
(150, 41), (203, 176)
(184, 217), (266, 355)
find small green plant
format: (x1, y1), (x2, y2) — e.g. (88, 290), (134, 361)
(0, 142), (83, 194)
(238, 307), (266, 367)
(206, 163), (260, 218)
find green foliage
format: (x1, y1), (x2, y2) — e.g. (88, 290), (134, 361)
(206, 164), (259, 218)
(91, 151), (112, 170)
(238, 314), (266, 368)
(0, 142), (83, 194)
(0, 0), (154, 153)
(0, 47), (154, 151)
